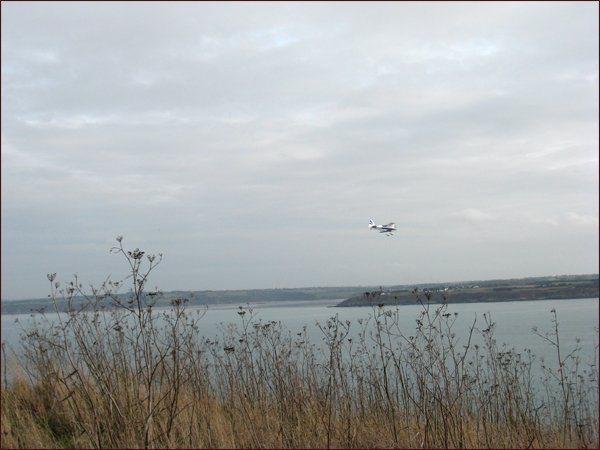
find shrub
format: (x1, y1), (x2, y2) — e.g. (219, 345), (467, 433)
(1, 238), (598, 448)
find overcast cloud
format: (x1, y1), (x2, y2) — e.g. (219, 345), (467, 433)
(2, 1), (598, 300)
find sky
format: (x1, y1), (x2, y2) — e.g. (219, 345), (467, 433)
(1, 1), (598, 301)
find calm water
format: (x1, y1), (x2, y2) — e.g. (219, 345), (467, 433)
(2, 297), (598, 369)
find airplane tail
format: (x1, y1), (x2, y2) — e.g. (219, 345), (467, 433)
(369, 219), (376, 228)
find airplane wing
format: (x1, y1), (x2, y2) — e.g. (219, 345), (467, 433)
(384, 222), (396, 227)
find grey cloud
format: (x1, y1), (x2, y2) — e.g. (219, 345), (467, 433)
(2, 2), (598, 300)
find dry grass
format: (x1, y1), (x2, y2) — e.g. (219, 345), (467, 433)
(2, 359), (597, 449)
(2, 240), (598, 449)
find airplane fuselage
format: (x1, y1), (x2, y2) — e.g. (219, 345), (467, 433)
(369, 220), (396, 235)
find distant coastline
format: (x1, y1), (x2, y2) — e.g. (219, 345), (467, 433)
(335, 283), (599, 307)
(1, 274), (597, 315)
(337, 274), (598, 307)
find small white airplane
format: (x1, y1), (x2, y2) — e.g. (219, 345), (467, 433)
(369, 220), (396, 236)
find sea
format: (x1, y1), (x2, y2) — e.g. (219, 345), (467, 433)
(2, 297), (598, 385)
